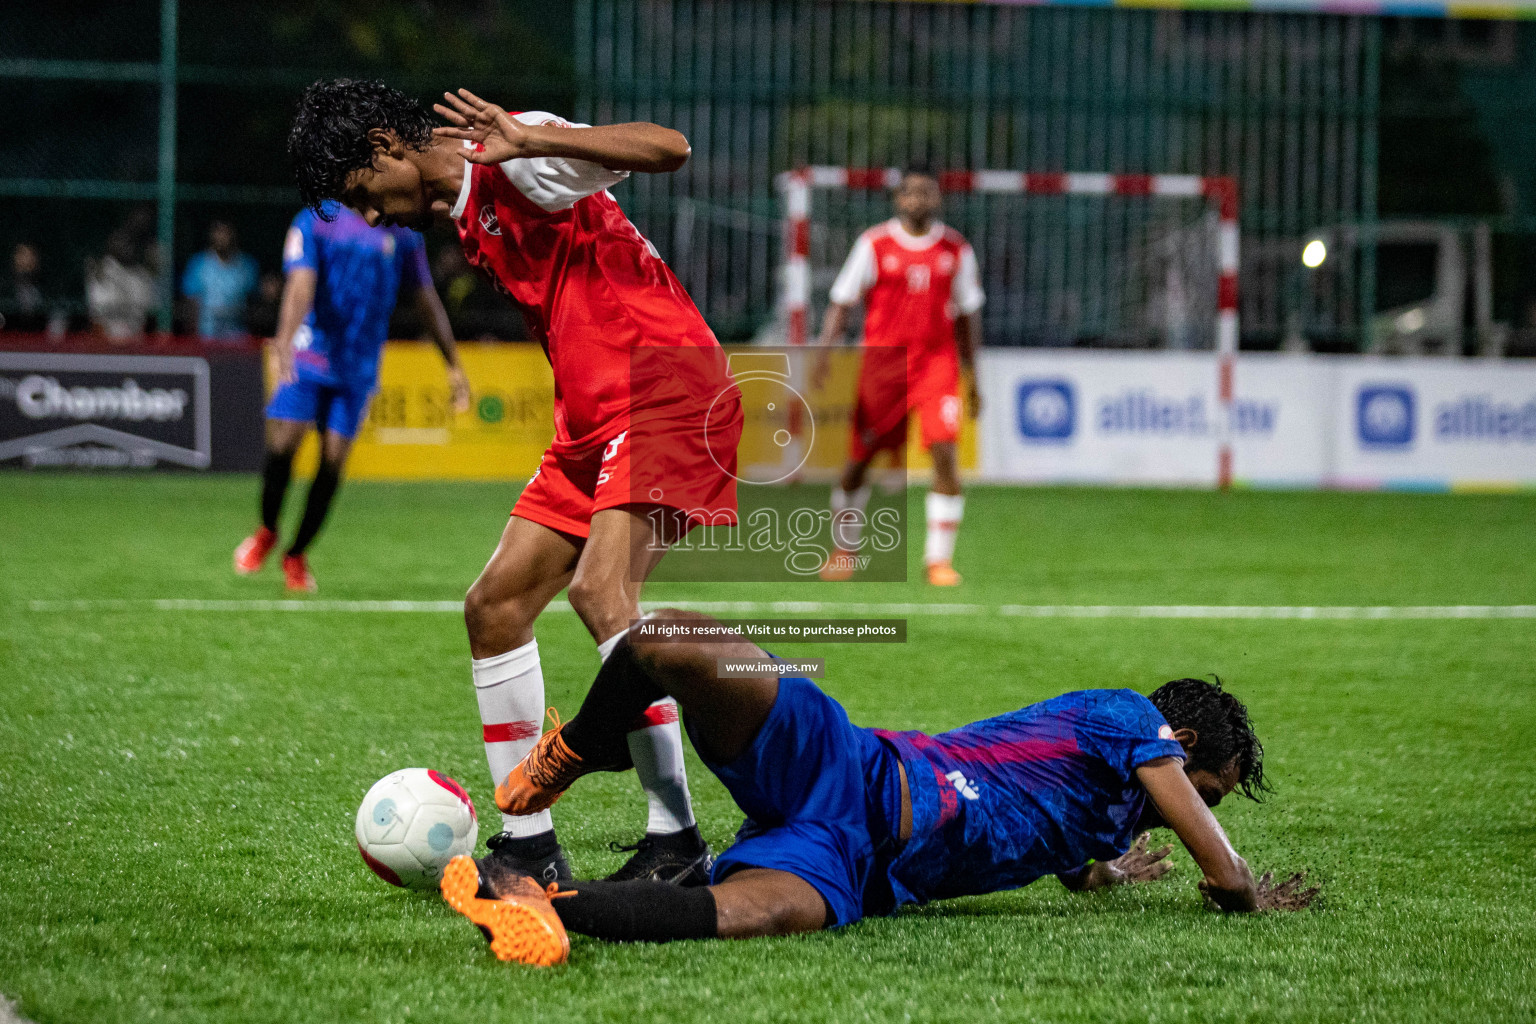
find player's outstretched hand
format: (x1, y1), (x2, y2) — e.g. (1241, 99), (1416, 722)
(809, 353), (831, 393)
(1253, 870), (1320, 912)
(1105, 831), (1175, 886)
(433, 89), (532, 165)
(447, 365), (472, 414)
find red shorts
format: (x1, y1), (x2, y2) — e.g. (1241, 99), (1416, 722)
(512, 401), (743, 539)
(849, 388), (962, 462)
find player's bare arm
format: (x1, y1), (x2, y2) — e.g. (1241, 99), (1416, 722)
(810, 302), (853, 390)
(955, 309), (982, 416)
(270, 267), (316, 386)
(412, 284), (470, 413)
(433, 88), (689, 172)
(1136, 755), (1311, 912)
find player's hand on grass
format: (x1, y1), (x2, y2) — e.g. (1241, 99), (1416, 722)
(1067, 833), (1175, 891)
(447, 365), (472, 414)
(1090, 831), (1174, 888)
(434, 89), (532, 165)
(1105, 832), (1175, 885)
(1253, 870), (1320, 912)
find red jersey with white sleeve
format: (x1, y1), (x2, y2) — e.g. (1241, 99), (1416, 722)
(450, 111), (741, 537)
(451, 111), (732, 458)
(829, 219), (983, 455)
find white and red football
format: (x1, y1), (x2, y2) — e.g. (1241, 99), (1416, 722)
(354, 768), (478, 890)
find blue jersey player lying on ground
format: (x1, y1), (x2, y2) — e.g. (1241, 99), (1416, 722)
(438, 610), (1319, 966)
(234, 200), (470, 591)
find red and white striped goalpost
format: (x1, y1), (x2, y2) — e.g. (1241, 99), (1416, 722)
(778, 167), (1241, 490)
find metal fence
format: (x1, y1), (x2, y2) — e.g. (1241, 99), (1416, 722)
(576, 0), (1380, 347)
(11, 2), (1536, 352)
(0, 0), (572, 337)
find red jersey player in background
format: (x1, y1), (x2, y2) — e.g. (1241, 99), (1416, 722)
(288, 80), (742, 887)
(813, 171), (984, 586)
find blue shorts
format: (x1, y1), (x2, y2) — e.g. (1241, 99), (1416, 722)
(266, 378), (373, 440)
(693, 675), (903, 927)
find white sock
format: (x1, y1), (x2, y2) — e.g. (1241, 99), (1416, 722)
(829, 484), (872, 551)
(472, 639), (554, 838)
(925, 491), (964, 566)
(600, 628), (696, 835)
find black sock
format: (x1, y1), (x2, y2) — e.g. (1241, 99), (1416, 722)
(260, 450), (294, 532)
(286, 463), (341, 556)
(551, 878), (717, 943)
(561, 637), (665, 763)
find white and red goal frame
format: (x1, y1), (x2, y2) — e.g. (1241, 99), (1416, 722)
(777, 167), (1241, 489)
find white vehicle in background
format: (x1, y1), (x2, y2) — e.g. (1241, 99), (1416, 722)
(1298, 220), (1507, 356)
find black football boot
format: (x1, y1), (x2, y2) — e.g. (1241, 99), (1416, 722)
(605, 824), (714, 886)
(481, 830), (573, 893)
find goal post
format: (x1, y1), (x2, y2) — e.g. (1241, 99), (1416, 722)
(776, 167), (1241, 489)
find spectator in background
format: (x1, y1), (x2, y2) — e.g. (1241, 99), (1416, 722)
(182, 220), (259, 340)
(1, 243), (49, 333)
(85, 228), (156, 341)
(433, 242), (525, 340)
(247, 270), (284, 338)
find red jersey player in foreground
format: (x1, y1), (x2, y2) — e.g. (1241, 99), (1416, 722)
(289, 80), (743, 886)
(435, 610), (1317, 967)
(813, 171), (984, 586)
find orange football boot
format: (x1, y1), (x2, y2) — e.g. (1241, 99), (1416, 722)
(819, 548), (858, 582)
(234, 527), (277, 575)
(495, 711), (626, 816)
(440, 855), (569, 966)
(926, 561), (963, 587)
(282, 554), (317, 593)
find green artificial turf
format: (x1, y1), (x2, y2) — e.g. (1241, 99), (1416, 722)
(1, 475), (1533, 1023)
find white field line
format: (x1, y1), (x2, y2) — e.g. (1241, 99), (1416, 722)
(19, 598), (1536, 619)
(0, 995), (35, 1024)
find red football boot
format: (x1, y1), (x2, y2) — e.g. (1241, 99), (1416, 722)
(282, 553), (317, 593)
(234, 527), (277, 575)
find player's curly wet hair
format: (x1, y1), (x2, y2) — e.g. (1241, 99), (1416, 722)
(289, 78), (435, 218)
(1149, 676), (1270, 801)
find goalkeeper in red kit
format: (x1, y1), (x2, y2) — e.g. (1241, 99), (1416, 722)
(813, 171), (983, 586)
(288, 79), (743, 886)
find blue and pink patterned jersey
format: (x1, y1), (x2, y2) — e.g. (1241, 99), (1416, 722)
(281, 201), (430, 391)
(871, 689), (1185, 907)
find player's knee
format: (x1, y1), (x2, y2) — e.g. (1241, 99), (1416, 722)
(462, 580), (494, 641)
(565, 571), (630, 638)
(628, 610), (709, 685)
(717, 882), (826, 938)
(630, 632), (690, 682)
(563, 573), (602, 622)
(929, 446), (961, 492)
(463, 575), (536, 645)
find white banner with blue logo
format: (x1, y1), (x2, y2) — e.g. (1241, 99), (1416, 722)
(1332, 359), (1536, 489)
(978, 352), (1536, 490)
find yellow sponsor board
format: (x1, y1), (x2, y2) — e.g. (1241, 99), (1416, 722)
(285, 341), (975, 481)
(288, 342), (554, 481)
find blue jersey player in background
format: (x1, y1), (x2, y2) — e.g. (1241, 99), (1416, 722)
(437, 610), (1320, 966)
(234, 201), (469, 591)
